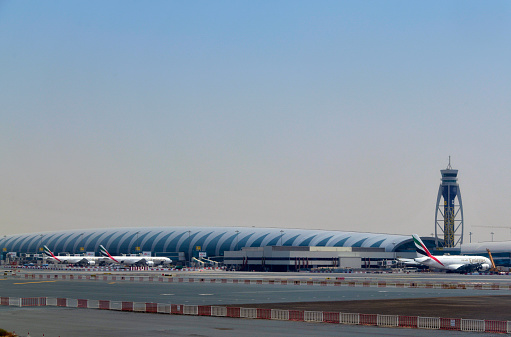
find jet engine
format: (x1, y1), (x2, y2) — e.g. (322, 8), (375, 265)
(480, 263), (490, 271)
(88, 260), (96, 266)
(146, 261), (155, 267)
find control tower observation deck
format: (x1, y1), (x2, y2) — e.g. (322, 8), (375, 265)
(434, 158), (464, 248)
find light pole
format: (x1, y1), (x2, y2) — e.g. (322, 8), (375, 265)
(469, 232), (472, 243)
(235, 230), (239, 251)
(279, 230), (284, 246)
(491, 232), (494, 242)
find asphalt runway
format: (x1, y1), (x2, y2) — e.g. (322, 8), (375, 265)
(1, 274), (509, 306)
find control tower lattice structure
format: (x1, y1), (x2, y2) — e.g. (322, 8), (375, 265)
(434, 158), (464, 248)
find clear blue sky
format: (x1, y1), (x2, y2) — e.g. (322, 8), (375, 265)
(1, 1), (510, 242)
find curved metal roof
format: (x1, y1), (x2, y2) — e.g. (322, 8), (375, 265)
(0, 227), (412, 257)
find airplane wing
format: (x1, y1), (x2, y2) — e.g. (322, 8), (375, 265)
(397, 258), (420, 266)
(76, 258), (96, 266)
(133, 258), (154, 267)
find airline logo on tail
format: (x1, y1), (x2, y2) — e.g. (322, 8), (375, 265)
(412, 234), (444, 266)
(99, 245), (119, 263)
(43, 245), (61, 262)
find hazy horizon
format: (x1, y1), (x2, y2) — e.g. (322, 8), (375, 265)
(1, 1), (510, 243)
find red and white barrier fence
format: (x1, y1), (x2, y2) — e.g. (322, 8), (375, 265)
(1, 295), (510, 334)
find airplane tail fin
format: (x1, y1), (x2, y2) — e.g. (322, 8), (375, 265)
(43, 245), (54, 257)
(412, 234), (432, 257)
(43, 245), (61, 262)
(99, 245), (109, 257)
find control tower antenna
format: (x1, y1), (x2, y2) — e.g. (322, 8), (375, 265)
(434, 157), (464, 248)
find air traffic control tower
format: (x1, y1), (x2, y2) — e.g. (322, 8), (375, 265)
(434, 158), (464, 248)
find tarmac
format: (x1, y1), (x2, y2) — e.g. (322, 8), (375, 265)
(2, 268), (511, 336)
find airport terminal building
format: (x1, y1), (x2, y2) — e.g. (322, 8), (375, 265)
(0, 227), (426, 270)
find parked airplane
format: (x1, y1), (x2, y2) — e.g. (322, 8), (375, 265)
(412, 234), (491, 273)
(99, 245), (172, 267)
(43, 245), (101, 266)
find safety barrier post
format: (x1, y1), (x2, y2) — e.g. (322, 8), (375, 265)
(398, 316), (417, 328)
(171, 304), (184, 314)
(0, 297), (9, 306)
(110, 301), (122, 311)
(133, 302), (145, 312)
(211, 306), (227, 317)
(98, 300), (110, 310)
(288, 310), (304, 321)
(359, 313), (377, 325)
(183, 305), (198, 315)
(304, 311), (323, 322)
(256, 308), (271, 319)
(377, 314), (398, 327)
(270, 309), (289, 320)
(77, 299), (88, 308)
(67, 298), (78, 308)
(323, 312), (340, 324)
(145, 302), (158, 313)
(418, 317), (440, 329)
(461, 319), (484, 332)
(157, 303), (170, 314)
(484, 320), (507, 333)
(87, 299), (99, 309)
(507, 321), (511, 333)
(226, 307), (241, 318)
(198, 305), (212, 316)
(8, 297), (21, 307)
(240, 308), (257, 319)
(377, 281), (386, 287)
(340, 313), (360, 325)
(46, 297), (57, 306)
(21, 298), (37, 306)
(57, 298), (67, 307)
(440, 317), (461, 330)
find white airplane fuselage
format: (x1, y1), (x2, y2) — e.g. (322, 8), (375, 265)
(103, 255), (171, 266)
(415, 253), (491, 271)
